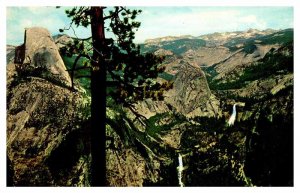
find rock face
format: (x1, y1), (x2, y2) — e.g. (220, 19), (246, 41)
(136, 28), (293, 186)
(7, 77), (88, 186)
(7, 45), (16, 64)
(53, 34), (73, 49)
(7, 28), (165, 187)
(7, 27), (293, 186)
(106, 123), (161, 186)
(165, 62), (220, 118)
(182, 46), (231, 67)
(7, 27), (89, 186)
(17, 27), (72, 87)
(210, 44), (278, 84)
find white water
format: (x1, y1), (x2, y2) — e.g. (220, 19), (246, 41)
(177, 153), (184, 187)
(228, 104), (237, 126)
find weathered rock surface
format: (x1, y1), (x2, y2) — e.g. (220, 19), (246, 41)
(7, 28), (165, 187)
(7, 74), (88, 186)
(106, 124), (161, 186)
(6, 28), (89, 186)
(165, 62), (220, 118)
(183, 46), (231, 67)
(134, 99), (170, 119)
(53, 34), (73, 49)
(212, 44), (279, 83)
(7, 45), (16, 64)
(135, 28), (293, 186)
(7, 27), (293, 187)
(18, 27), (72, 87)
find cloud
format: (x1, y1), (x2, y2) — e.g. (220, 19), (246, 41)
(134, 7), (293, 42)
(7, 6), (93, 45)
(135, 9), (243, 42)
(7, 7), (70, 45)
(6, 6), (293, 45)
(239, 15), (257, 23)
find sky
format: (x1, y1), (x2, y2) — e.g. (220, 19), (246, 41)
(6, 6), (293, 45)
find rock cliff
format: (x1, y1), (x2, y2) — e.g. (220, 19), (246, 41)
(134, 28), (294, 186)
(7, 27), (163, 186)
(7, 27), (89, 186)
(7, 27), (293, 186)
(16, 27), (72, 87)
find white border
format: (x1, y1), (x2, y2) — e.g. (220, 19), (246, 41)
(1, 1), (299, 193)
(2, 0), (299, 6)
(0, 2), (6, 190)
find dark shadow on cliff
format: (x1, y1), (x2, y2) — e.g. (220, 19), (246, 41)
(7, 155), (14, 186)
(245, 112), (293, 186)
(45, 122), (91, 185)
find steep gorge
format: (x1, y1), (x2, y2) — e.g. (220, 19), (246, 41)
(7, 27), (293, 186)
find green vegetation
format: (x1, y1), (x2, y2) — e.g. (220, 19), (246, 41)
(62, 6), (175, 186)
(62, 55), (91, 94)
(224, 29), (293, 52)
(146, 112), (186, 138)
(207, 42), (293, 91)
(158, 72), (174, 81)
(180, 114), (254, 186)
(243, 43), (257, 54)
(260, 29), (293, 45)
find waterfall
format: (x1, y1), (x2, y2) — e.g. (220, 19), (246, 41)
(177, 153), (184, 187)
(228, 104), (237, 126)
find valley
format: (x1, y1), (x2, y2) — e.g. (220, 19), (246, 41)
(7, 27), (293, 186)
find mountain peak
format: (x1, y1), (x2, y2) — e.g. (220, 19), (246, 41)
(145, 35), (195, 44)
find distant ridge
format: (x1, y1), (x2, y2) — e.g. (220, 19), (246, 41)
(143, 28), (281, 44)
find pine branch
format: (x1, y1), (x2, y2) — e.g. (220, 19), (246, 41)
(126, 103), (148, 127)
(103, 6), (125, 20)
(70, 53), (91, 89)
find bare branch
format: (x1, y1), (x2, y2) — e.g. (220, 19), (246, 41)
(69, 53), (90, 88)
(75, 36), (92, 41)
(126, 104), (148, 127)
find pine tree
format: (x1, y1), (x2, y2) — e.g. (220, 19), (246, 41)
(60, 6), (173, 186)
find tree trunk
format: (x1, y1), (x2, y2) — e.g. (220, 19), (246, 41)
(90, 6), (107, 186)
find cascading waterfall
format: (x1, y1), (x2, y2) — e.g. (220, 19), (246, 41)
(177, 153), (184, 187)
(228, 104), (237, 126)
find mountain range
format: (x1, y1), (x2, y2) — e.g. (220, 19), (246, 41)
(6, 28), (293, 186)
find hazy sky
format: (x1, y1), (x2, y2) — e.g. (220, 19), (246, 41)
(6, 6), (293, 45)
